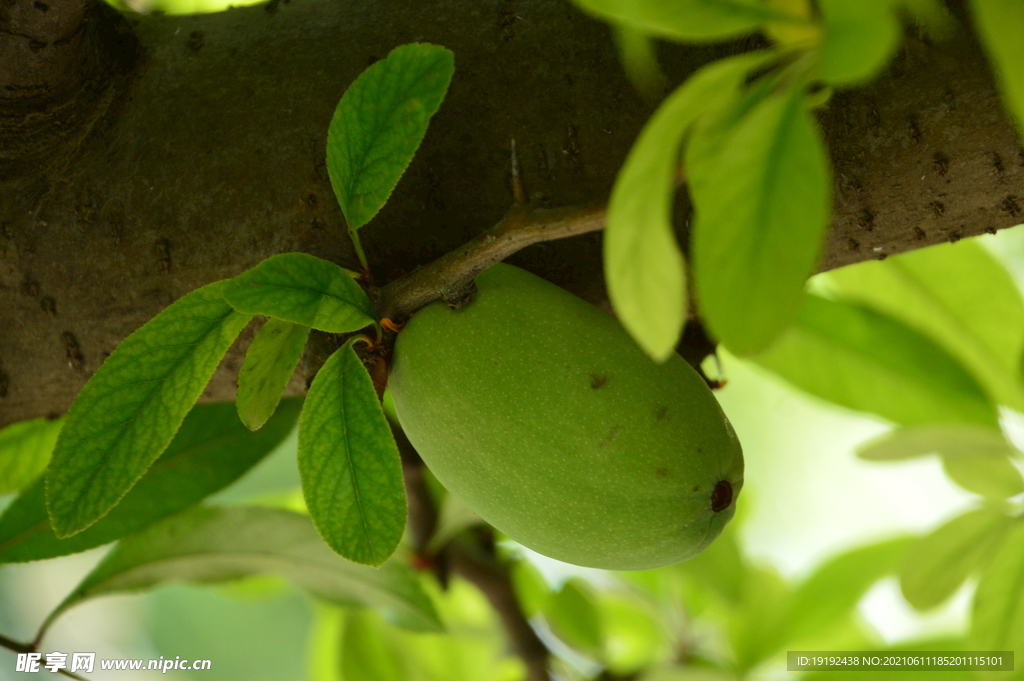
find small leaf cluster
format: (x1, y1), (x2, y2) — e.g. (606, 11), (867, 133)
(581, 0), (1024, 363)
(0, 42), (455, 641)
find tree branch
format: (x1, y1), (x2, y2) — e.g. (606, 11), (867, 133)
(379, 203), (605, 322)
(448, 538), (553, 681)
(2, 0), (1023, 426)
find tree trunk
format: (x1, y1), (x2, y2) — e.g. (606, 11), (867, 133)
(1, 0), (1022, 427)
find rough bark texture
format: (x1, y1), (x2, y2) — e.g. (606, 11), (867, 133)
(1, 0), (1023, 427)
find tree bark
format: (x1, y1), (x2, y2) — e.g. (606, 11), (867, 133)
(1, 0), (1022, 427)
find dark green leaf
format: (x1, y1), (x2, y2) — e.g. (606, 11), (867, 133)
(605, 52), (770, 361)
(41, 506), (441, 638)
(783, 536), (912, 645)
(224, 253), (376, 333)
(299, 341), (406, 566)
(545, 578), (603, 656)
(971, 519), (1024, 651)
(970, 0), (1024, 133)
(0, 417), (60, 495)
(571, 0), (794, 41)
(858, 424), (1015, 461)
(824, 239), (1024, 412)
(689, 81), (831, 355)
(46, 281), (253, 538)
(326, 43), (454, 240)
(0, 400), (300, 564)
(817, 0), (900, 84)
(941, 453), (1024, 499)
(752, 294), (1000, 427)
(900, 506), (1013, 611)
(237, 319), (310, 431)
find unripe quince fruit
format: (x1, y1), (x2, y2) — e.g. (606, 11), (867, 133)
(389, 263), (743, 570)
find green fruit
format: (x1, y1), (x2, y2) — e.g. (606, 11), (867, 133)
(389, 263), (743, 570)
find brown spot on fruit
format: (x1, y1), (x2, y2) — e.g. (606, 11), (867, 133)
(655, 406), (668, 420)
(711, 480), (732, 513)
(589, 373), (607, 389)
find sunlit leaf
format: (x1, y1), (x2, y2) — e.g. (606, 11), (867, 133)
(546, 578), (604, 656)
(782, 536), (912, 645)
(941, 453), (1024, 499)
(598, 592), (666, 674)
(0, 417), (61, 495)
(605, 52), (770, 361)
(752, 294), (999, 427)
(674, 521), (746, 604)
(858, 423), (1015, 461)
(729, 565), (790, 672)
(571, 0), (793, 41)
(326, 43), (454, 262)
(224, 253), (375, 334)
(342, 609), (406, 681)
(817, 0), (900, 84)
(823, 239), (1024, 412)
(689, 80), (831, 355)
(0, 400), (300, 564)
(511, 559), (550, 618)
(970, 0), (1024, 133)
(900, 506), (1013, 611)
(237, 319), (310, 431)
(46, 280), (252, 538)
(299, 341), (406, 566)
(971, 519), (1024, 651)
(640, 668), (736, 681)
(40, 506), (441, 638)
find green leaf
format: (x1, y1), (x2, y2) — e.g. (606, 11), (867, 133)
(605, 52), (771, 361)
(970, 0), (1024, 134)
(612, 25), (669, 102)
(0, 417), (61, 495)
(299, 341), (406, 566)
(46, 280), (253, 538)
(545, 578), (604, 656)
(510, 559), (550, 618)
(782, 536), (912, 645)
(224, 253), (376, 333)
(0, 400), (300, 564)
(752, 294), (1000, 427)
(571, 0), (794, 41)
(41, 506), (441, 638)
(817, 0), (900, 85)
(341, 610), (407, 681)
(900, 506), (1013, 611)
(858, 423), (1015, 461)
(598, 593), (666, 674)
(823, 239), (1024, 412)
(326, 43), (454, 248)
(237, 319), (311, 431)
(941, 453), (1024, 499)
(689, 80), (832, 355)
(674, 521), (746, 604)
(729, 565), (791, 671)
(971, 519), (1024, 651)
